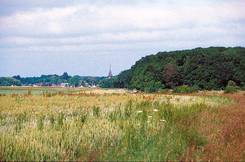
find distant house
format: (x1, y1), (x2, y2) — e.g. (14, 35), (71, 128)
(91, 85), (97, 88)
(60, 83), (69, 87)
(84, 82), (90, 87)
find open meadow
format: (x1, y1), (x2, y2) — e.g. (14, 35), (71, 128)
(0, 87), (244, 161)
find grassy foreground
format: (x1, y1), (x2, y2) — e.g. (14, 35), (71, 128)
(0, 87), (231, 161)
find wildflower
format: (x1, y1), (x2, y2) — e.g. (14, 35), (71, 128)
(148, 115), (152, 118)
(153, 109), (158, 112)
(147, 120), (150, 123)
(137, 110), (143, 113)
(160, 119), (166, 122)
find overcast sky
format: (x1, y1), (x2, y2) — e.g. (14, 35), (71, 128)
(0, 0), (245, 77)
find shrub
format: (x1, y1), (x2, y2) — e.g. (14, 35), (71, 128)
(144, 81), (164, 93)
(224, 86), (238, 93)
(224, 80), (239, 93)
(227, 80), (237, 87)
(173, 85), (198, 93)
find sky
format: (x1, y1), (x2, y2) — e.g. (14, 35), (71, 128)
(0, 0), (245, 77)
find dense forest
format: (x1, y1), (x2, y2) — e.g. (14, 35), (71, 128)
(101, 47), (245, 92)
(0, 72), (105, 87)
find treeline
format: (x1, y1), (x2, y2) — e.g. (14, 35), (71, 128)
(101, 47), (245, 92)
(0, 72), (105, 87)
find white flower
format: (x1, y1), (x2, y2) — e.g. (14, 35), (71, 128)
(148, 115), (152, 118)
(160, 119), (166, 122)
(137, 110), (143, 113)
(153, 109), (158, 112)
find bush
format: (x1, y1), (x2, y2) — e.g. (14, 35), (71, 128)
(143, 81), (164, 93)
(224, 80), (239, 93)
(173, 85), (199, 93)
(224, 86), (238, 93)
(227, 80), (237, 87)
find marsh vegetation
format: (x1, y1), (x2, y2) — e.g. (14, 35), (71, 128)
(0, 87), (232, 160)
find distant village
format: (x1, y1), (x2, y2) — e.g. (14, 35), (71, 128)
(31, 82), (98, 88)
(32, 66), (113, 88)
(0, 66), (113, 88)
(1, 66), (113, 88)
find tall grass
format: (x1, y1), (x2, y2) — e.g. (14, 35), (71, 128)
(0, 88), (231, 160)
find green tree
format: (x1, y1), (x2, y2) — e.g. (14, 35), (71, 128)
(163, 64), (181, 88)
(61, 72), (69, 80)
(0, 77), (21, 86)
(115, 47), (245, 91)
(69, 75), (81, 87)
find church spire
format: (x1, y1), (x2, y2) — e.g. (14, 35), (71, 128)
(108, 64), (113, 79)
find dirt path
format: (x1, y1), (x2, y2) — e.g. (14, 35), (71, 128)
(198, 92), (245, 161)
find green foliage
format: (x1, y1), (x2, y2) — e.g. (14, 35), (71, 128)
(173, 85), (199, 93)
(68, 75), (81, 87)
(164, 64), (182, 88)
(224, 80), (239, 93)
(0, 77), (21, 86)
(104, 101), (210, 161)
(143, 81), (164, 92)
(61, 72), (69, 80)
(224, 86), (238, 93)
(227, 80), (237, 87)
(224, 81), (237, 93)
(99, 77), (117, 88)
(79, 113), (87, 124)
(1, 73), (105, 87)
(113, 47), (245, 92)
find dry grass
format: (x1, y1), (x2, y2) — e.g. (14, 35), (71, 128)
(202, 93), (245, 161)
(0, 87), (235, 161)
(182, 91), (245, 161)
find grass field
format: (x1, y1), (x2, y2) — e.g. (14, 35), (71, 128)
(0, 87), (238, 160)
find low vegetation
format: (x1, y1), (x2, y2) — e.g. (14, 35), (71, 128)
(173, 85), (199, 94)
(0, 72), (104, 87)
(0, 87), (232, 161)
(224, 80), (239, 93)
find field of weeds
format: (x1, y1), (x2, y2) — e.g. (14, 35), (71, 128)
(0, 87), (232, 161)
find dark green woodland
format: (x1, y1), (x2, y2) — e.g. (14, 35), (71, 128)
(101, 47), (245, 92)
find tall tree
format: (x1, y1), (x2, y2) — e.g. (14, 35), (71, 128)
(163, 64), (181, 88)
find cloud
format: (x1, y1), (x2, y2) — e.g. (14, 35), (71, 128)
(0, 0), (245, 54)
